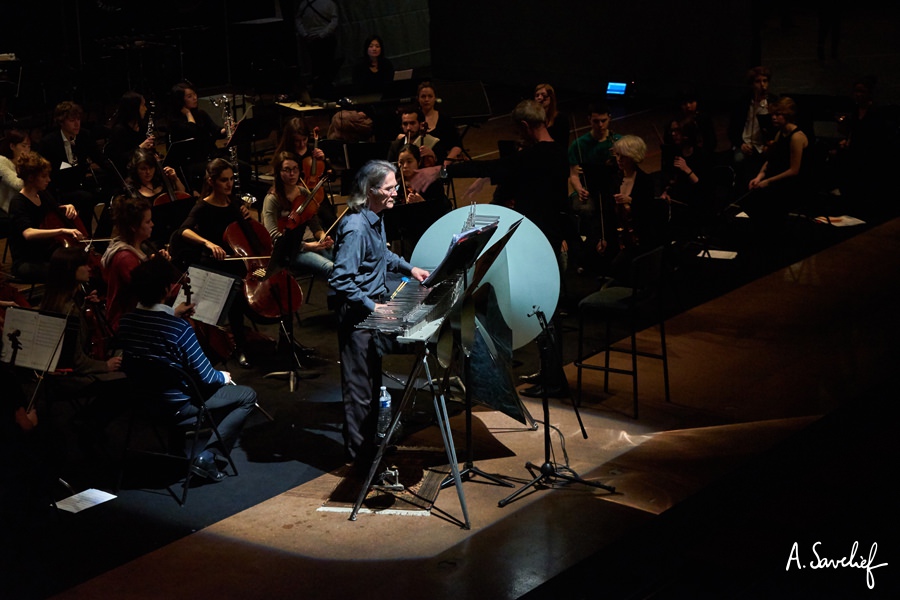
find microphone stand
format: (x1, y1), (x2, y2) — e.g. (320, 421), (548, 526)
(498, 307), (615, 508)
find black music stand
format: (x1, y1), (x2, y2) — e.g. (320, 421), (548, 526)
(498, 308), (615, 508)
(437, 218), (528, 491)
(262, 226), (308, 392)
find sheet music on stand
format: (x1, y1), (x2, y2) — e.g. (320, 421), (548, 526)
(173, 265), (240, 327)
(421, 217), (500, 288)
(0, 307), (69, 371)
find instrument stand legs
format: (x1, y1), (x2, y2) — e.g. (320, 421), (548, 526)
(498, 309), (615, 508)
(263, 314), (308, 392)
(441, 344), (514, 491)
(350, 345), (470, 529)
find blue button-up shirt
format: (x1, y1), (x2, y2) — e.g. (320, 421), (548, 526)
(329, 206), (413, 312)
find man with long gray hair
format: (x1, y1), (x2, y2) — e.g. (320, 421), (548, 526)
(328, 160), (429, 463)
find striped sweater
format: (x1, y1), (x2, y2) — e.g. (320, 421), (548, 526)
(116, 304), (225, 405)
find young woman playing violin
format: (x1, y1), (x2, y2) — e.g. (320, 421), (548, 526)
(175, 158), (253, 368)
(7, 151), (84, 283)
(261, 151), (334, 278)
(382, 144), (452, 259)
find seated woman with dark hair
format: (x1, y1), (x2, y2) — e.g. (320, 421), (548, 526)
(39, 247), (124, 409)
(167, 82), (226, 191)
(7, 152), (83, 282)
(104, 91), (156, 177)
(1, 129), (31, 226)
(126, 148), (188, 202)
(384, 143), (451, 258)
(416, 81), (463, 166)
(272, 117), (327, 168)
(261, 150), (334, 279)
(351, 35), (395, 96)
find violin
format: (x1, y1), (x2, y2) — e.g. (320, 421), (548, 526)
(301, 126), (327, 206)
(222, 200), (304, 321)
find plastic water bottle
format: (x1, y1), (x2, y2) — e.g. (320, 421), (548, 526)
(376, 386), (392, 439)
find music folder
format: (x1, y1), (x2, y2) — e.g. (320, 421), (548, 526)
(421, 219), (500, 288)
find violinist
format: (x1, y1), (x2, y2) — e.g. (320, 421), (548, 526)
(271, 117), (327, 169)
(127, 148), (188, 202)
(174, 158), (253, 368)
(261, 151), (334, 279)
(384, 144), (451, 257)
(7, 151), (83, 283)
(386, 106), (440, 165)
(101, 195), (175, 333)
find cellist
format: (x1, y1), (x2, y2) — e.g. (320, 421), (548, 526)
(172, 158), (253, 368)
(7, 151), (83, 283)
(127, 148), (189, 203)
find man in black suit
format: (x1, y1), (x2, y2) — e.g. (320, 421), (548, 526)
(37, 101), (104, 226)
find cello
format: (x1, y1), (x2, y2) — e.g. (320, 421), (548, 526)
(222, 201), (304, 322)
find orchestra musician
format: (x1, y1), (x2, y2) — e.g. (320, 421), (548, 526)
(38, 247), (124, 405)
(384, 143), (451, 258)
(261, 151), (334, 279)
(36, 101), (105, 225)
(167, 82), (226, 192)
(7, 151), (83, 283)
(101, 195), (176, 333)
(271, 117), (327, 168)
(385, 106), (440, 165)
(328, 160), (429, 464)
(116, 256), (256, 483)
(1, 129), (31, 229)
(533, 83), (570, 148)
(351, 34), (395, 96)
(416, 82), (463, 166)
(127, 148), (188, 202)
(103, 91), (156, 177)
(173, 158), (254, 368)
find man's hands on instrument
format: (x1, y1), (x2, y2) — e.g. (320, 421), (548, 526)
(410, 267), (429, 282)
(221, 370), (233, 385)
(175, 302), (195, 319)
(106, 356), (122, 372)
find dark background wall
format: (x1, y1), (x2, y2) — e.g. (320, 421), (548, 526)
(429, 0), (756, 105)
(4, 0), (759, 118)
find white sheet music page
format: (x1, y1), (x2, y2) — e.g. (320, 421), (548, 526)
(173, 266), (235, 326)
(0, 307), (66, 370)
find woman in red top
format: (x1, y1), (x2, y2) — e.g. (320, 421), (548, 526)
(101, 195), (164, 331)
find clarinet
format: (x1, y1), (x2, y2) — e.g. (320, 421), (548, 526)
(218, 94), (256, 207)
(146, 100), (156, 140)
